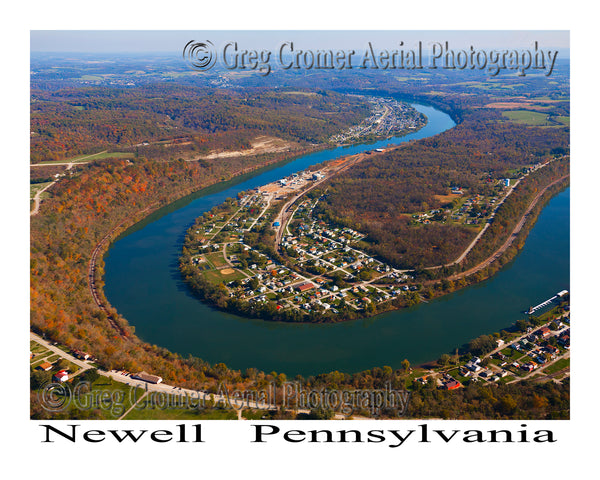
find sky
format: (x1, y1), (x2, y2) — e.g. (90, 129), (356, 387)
(30, 30), (569, 55)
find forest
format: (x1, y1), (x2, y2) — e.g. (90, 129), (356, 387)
(30, 85), (371, 163)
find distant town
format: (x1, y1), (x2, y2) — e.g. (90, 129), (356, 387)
(329, 96), (426, 144)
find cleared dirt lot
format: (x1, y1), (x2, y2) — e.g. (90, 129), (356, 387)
(200, 136), (299, 160)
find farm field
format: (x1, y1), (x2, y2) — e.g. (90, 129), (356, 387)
(502, 110), (553, 126)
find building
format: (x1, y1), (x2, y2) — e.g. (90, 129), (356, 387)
(37, 361), (53, 371)
(297, 282), (315, 293)
(537, 327), (551, 338)
(53, 370), (69, 382)
(72, 349), (91, 360)
(444, 380), (461, 390)
(132, 371), (163, 384)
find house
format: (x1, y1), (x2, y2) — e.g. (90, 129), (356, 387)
(37, 361), (53, 372)
(465, 359), (482, 372)
(132, 371), (163, 384)
(72, 349), (91, 360)
(53, 370), (69, 383)
(538, 327), (551, 338)
(544, 345), (560, 355)
(521, 363), (536, 372)
(466, 362), (481, 372)
(444, 380), (461, 390)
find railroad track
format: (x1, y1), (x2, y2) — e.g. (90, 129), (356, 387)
(447, 174), (569, 282)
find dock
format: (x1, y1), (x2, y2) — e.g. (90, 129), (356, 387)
(527, 290), (569, 315)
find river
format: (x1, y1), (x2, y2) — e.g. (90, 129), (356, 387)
(104, 103), (569, 377)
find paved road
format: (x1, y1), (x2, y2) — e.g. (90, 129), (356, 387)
(30, 332), (93, 373)
(274, 152), (371, 249)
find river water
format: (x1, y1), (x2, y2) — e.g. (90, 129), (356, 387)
(104, 104), (569, 376)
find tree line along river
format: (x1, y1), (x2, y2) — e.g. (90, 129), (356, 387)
(103, 103), (569, 377)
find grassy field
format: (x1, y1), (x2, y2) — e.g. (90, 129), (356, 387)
(76, 151), (135, 161)
(543, 357), (570, 375)
(60, 377), (139, 419)
(202, 268), (246, 284)
(35, 151), (135, 165)
(204, 251), (231, 269)
(30, 181), (53, 199)
(30, 340), (51, 355)
(502, 110), (553, 126)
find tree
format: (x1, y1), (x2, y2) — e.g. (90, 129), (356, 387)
(515, 319), (529, 332)
(308, 407), (335, 420)
(438, 354), (450, 366)
(497, 394), (517, 415)
(401, 359), (411, 373)
(30, 369), (51, 390)
(80, 368), (100, 384)
(468, 335), (496, 356)
(55, 359), (69, 371)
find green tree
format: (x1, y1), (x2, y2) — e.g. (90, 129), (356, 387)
(401, 359), (411, 373)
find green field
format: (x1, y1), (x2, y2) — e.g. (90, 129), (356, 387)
(73, 151), (134, 162)
(543, 357), (570, 375)
(502, 110), (553, 126)
(35, 151), (135, 165)
(204, 251), (231, 269)
(202, 268), (246, 284)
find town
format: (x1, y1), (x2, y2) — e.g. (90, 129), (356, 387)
(329, 96), (426, 144)
(426, 299), (570, 391)
(180, 153), (552, 321)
